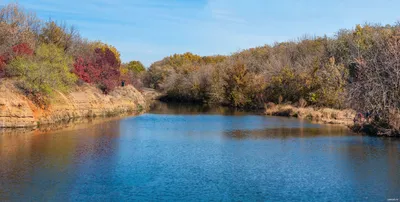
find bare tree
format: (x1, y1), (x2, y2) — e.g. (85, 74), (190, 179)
(347, 26), (400, 135)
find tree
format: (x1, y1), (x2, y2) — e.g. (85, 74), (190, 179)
(39, 20), (79, 53)
(8, 43), (77, 95)
(73, 46), (121, 93)
(73, 57), (96, 83)
(125, 60), (145, 73)
(0, 4), (38, 77)
(119, 60), (146, 89)
(347, 29), (400, 136)
(223, 60), (264, 107)
(0, 43), (34, 77)
(0, 3), (39, 61)
(0, 3), (40, 49)
(91, 41), (121, 65)
(93, 47), (121, 93)
(12, 43), (34, 56)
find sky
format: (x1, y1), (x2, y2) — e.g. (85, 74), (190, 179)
(1, 0), (400, 66)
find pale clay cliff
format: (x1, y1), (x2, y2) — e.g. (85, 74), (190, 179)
(0, 80), (146, 128)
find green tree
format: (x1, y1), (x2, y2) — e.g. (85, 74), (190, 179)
(8, 43), (77, 95)
(125, 60), (145, 73)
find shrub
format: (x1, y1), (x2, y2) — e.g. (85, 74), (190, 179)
(120, 60), (146, 89)
(8, 43), (77, 95)
(222, 60), (265, 107)
(73, 47), (121, 93)
(124, 60), (145, 73)
(39, 21), (78, 53)
(298, 98), (307, 108)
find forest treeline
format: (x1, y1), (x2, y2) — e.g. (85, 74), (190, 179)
(144, 23), (400, 136)
(0, 3), (145, 105)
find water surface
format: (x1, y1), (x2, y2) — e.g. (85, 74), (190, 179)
(1, 102), (399, 201)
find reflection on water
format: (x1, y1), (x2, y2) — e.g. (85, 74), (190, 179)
(0, 113), (140, 136)
(150, 101), (258, 116)
(0, 102), (399, 201)
(224, 127), (351, 139)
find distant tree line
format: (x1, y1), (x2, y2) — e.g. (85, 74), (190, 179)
(144, 23), (400, 136)
(0, 3), (145, 105)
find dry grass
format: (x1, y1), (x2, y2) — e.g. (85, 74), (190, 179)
(264, 102), (355, 126)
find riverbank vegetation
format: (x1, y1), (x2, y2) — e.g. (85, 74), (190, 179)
(0, 3), (144, 107)
(145, 23), (400, 136)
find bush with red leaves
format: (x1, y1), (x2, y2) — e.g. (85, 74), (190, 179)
(73, 57), (97, 84)
(73, 47), (121, 93)
(12, 43), (34, 56)
(0, 43), (34, 78)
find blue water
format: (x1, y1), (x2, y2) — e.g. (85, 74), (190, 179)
(0, 103), (399, 201)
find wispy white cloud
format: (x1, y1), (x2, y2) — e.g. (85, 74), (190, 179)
(210, 8), (247, 24)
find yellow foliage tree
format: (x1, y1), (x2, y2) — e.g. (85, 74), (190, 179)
(91, 41), (121, 64)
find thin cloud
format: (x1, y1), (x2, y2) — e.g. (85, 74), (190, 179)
(210, 8), (247, 24)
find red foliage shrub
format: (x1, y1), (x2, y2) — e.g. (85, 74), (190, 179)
(73, 57), (97, 83)
(12, 43), (34, 56)
(93, 48), (121, 93)
(0, 43), (33, 78)
(73, 47), (121, 93)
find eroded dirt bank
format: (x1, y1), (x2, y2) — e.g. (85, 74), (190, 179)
(0, 80), (147, 128)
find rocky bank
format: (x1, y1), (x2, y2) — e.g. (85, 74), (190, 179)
(0, 80), (146, 128)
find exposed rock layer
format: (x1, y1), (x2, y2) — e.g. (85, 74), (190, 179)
(0, 80), (146, 128)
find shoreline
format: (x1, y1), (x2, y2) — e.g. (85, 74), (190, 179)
(0, 80), (147, 129)
(264, 103), (356, 126)
(0, 113), (145, 135)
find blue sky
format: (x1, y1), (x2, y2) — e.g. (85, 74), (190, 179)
(1, 0), (400, 66)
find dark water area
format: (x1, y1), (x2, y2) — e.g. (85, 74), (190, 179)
(0, 102), (399, 201)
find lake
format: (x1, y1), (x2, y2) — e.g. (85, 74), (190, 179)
(0, 102), (399, 201)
